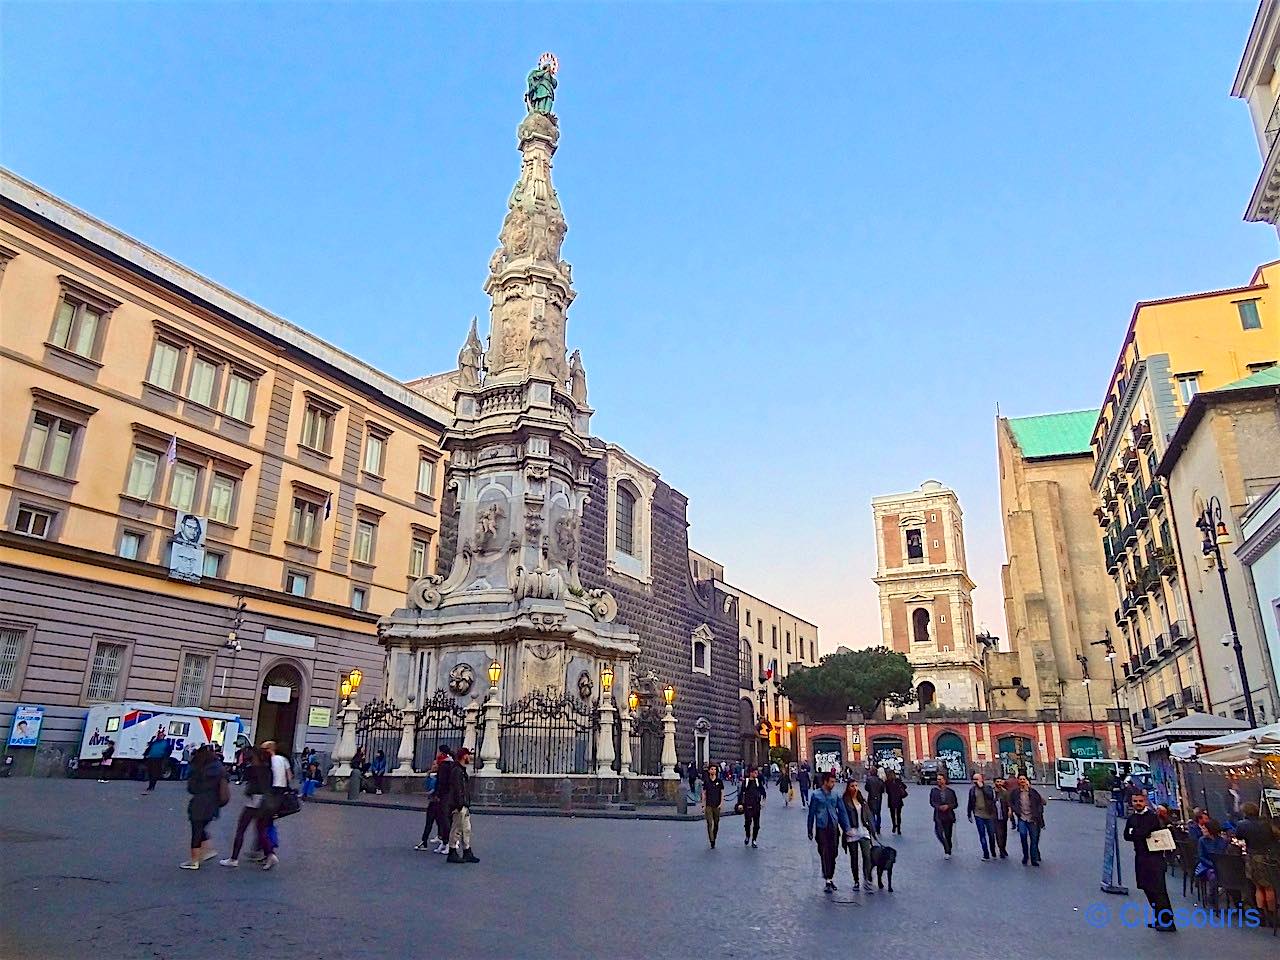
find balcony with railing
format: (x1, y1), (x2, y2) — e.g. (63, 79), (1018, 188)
(1128, 654), (1141, 677)
(1246, 96), (1280, 223)
(1132, 418), (1153, 450)
(1170, 620), (1193, 646)
(1154, 546), (1177, 578)
(1154, 633), (1169, 657)
(1122, 520), (1138, 546)
(1146, 479), (1164, 508)
(1142, 643), (1159, 666)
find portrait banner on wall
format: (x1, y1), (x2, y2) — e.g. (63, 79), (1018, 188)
(8, 705), (45, 747)
(169, 513), (207, 583)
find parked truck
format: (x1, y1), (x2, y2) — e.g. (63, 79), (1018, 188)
(74, 702), (247, 780)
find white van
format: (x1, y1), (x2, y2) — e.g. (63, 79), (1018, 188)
(76, 702), (247, 779)
(1055, 757), (1151, 793)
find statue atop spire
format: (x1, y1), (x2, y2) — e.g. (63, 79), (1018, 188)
(484, 55), (575, 382)
(525, 52), (558, 115)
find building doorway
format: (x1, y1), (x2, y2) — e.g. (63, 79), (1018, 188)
(256, 662), (304, 756)
(936, 731), (967, 781)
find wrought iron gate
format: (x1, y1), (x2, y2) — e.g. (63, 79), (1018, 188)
(355, 699), (403, 767)
(414, 690), (467, 770)
(629, 711), (663, 776)
(498, 687), (595, 775)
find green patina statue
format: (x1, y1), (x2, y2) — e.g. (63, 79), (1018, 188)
(525, 55), (558, 115)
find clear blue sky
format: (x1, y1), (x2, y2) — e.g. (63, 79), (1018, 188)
(4, 2), (1275, 652)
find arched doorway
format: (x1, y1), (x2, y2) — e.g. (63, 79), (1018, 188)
(256, 662), (304, 756)
(936, 731), (967, 781)
(997, 734), (1038, 780)
(916, 680), (936, 709)
(870, 736), (905, 774)
(1067, 735), (1103, 759)
(812, 736), (843, 775)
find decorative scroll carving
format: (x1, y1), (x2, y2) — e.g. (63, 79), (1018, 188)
(448, 662), (475, 696)
(409, 574), (446, 611)
(586, 588), (618, 623)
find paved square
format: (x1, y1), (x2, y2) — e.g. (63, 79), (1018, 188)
(1, 779), (1275, 958)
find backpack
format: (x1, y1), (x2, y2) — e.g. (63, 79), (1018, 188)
(217, 775), (231, 807)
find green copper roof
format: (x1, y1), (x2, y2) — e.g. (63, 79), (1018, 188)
(1218, 366), (1280, 391)
(1006, 409), (1099, 459)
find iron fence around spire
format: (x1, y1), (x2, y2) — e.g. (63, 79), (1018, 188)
(498, 687), (595, 775)
(354, 699), (403, 769)
(414, 690), (468, 770)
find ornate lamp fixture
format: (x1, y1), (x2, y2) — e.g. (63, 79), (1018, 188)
(601, 663), (614, 693)
(627, 691), (639, 712)
(663, 683), (675, 706)
(487, 659), (503, 687)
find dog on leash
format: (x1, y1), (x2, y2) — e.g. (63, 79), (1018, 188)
(871, 842), (897, 892)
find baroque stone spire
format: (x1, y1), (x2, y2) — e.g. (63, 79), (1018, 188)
(484, 105), (575, 383)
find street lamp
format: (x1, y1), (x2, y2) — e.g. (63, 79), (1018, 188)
(663, 683), (675, 706)
(340, 678), (352, 702)
(487, 659), (502, 688)
(1090, 634), (1125, 758)
(1076, 653), (1099, 757)
(627, 691), (639, 713)
(348, 668), (363, 692)
(1197, 496), (1256, 728)
(601, 663), (614, 694)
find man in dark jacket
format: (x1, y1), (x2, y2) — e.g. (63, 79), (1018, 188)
(1124, 790), (1175, 931)
(446, 747), (478, 864)
(929, 772), (960, 857)
(702, 764), (725, 848)
(797, 765), (812, 806)
(143, 731), (174, 794)
(992, 777), (1012, 858)
(1007, 775), (1046, 866)
(885, 769), (908, 835)
(966, 772), (999, 861)
(740, 766), (767, 848)
(864, 769), (886, 833)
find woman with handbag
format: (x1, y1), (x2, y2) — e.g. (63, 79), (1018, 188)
(840, 782), (878, 893)
(1124, 791), (1176, 932)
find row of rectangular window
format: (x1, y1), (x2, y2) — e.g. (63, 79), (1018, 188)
(42, 287), (440, 499)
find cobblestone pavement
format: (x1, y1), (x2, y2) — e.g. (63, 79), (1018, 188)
(2, 778), (1276, 959)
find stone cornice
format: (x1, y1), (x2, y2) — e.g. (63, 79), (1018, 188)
(1245, 139), (1280, 223)
(1090, 358), (1147, 491)
(1232, 0), (1280, 98)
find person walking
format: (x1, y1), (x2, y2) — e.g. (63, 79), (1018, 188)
(1124, 790), (1175, 932)
(446, 747), (479, 864)
(702, 763), (724, 849)
(371, 750), (387, 795)
(840, 781), (878, 893)
(1007, 774), (1045, 867)
(142, 730), (173, 794)
(929, 772), (959, 858)
(967, 772), (999, 861)
(740, 766), (766, 848)
(179, 746), (225, 870)
(416, 744), (455, 853)
(807, 770), (851, 892)
(864, 768), (886, 834)
(885, 769), (908, 835)
(687, 761), (700, 798)
(798, 764), (812, 807)
(778, 764), (792, 807)
(220, 747), (271, 867)
(992, 777), (1011, 859)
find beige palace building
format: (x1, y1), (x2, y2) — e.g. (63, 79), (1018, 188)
(689, 550), (819, 764)
(0, 170), (450, 771)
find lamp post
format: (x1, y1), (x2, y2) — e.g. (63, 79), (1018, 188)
(596, 663), (616, 776)
(478, 658), (503, 776)
(1197, 496), (1256, 728)
(1076, 653), (1099, 758)
(660, 683), (678, 780)
(1091, 634), (1125, 758)
(331, 667), (363, 781)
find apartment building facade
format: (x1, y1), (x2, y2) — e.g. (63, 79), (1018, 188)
(0, 170), (450, 771)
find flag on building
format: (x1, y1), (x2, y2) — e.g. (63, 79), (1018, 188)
(165, 434), (178, 465)
(324, 493), (332, 519)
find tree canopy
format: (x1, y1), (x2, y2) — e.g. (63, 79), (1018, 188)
(779, 646), (915, 722)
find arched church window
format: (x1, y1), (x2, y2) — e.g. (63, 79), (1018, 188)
(912, 608), (931, 643)
(615, 483), (637, 556)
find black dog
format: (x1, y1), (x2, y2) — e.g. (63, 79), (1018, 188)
(871, 842), (897, 892)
